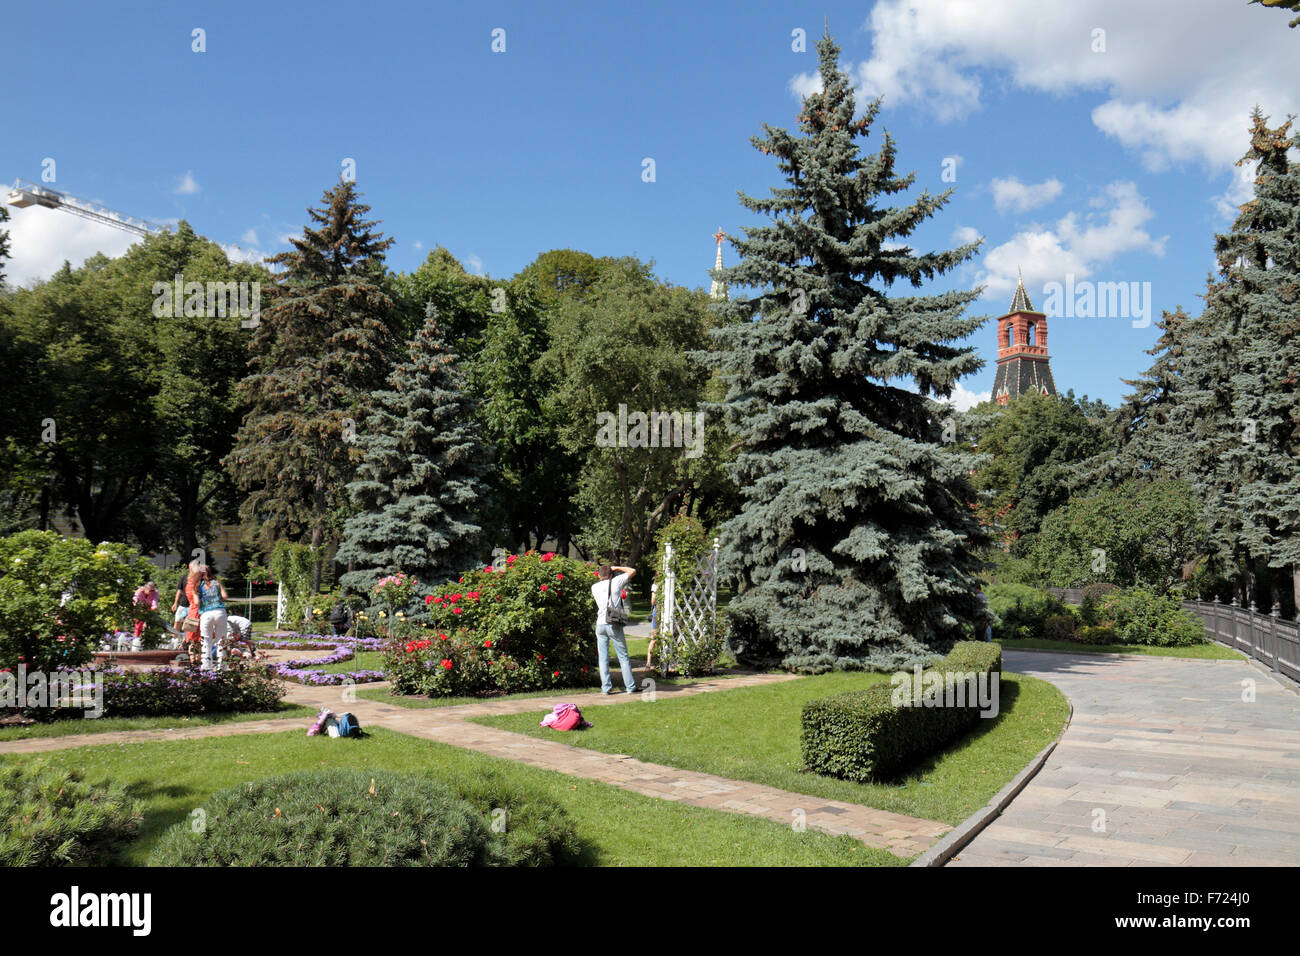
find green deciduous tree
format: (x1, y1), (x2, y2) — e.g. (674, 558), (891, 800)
(701, 32), (990, 673)
(972, 391), (1110, 553)
(539, 259), (721, 566)
(1029, 480), (1206, 593)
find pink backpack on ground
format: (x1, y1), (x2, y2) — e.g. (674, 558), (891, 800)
(541, 702), (590, 731)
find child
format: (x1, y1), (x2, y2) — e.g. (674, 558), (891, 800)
(131, 581), (160, 641)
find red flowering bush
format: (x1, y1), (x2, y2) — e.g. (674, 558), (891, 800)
(382, 552), (601, 697)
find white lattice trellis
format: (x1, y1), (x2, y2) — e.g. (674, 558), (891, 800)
(658, 538), (720, 676)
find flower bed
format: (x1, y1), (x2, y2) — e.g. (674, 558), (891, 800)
(4, 664), (285, 721)
(258, 634), (389, 685)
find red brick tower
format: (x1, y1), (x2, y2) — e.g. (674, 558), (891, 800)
(992, 271), (1056, 406)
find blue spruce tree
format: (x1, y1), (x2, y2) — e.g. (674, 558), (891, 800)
(703, 32), (990, 672)
(336, 311), (493, 600)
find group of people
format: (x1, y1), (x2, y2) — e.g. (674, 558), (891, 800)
(133, 561), (257, 670)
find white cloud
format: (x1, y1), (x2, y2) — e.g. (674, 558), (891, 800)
(848, 0), (1298, 171)
(952, 225), (981, 246)
(463, 253), (485, 276)
(174, 171), (200, 195)
(789, 71), (823, 100)
(1, 204), (138, 288)
(413, 240), (423, 250)
(1213, 160), (1257, 220)
(240, 228), (259, 245)
(977, 180), (1166, 303)
(945, 381), (991, 412)
(221, 243), (265, 265)
(990, 177), (1064, 215)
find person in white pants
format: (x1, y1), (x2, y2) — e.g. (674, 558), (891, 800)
(195, 566), (230, 672)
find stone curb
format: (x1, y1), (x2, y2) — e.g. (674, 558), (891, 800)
(910, 697), (1074, 868)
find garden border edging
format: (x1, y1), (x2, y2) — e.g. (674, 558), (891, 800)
(910, 696), (1074, 868)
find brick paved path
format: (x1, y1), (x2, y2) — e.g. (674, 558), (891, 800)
(949, 650), (1300, 867)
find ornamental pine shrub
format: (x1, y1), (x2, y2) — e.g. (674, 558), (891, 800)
(801, 641), (1002, 783)
(0, 763), (142, 866)
(148, 769), (579, 867)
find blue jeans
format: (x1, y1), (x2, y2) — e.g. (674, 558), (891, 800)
(596, 621), (635, 693)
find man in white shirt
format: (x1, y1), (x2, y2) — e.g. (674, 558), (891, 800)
(591, 564), (638, 694)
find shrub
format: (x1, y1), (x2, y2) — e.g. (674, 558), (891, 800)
(383, 551), (602, 697)
(1043, 613), (1077, 642)
(1076, 625), (1118, 645)
(986, 583), (1066, 641)
(674, 630), (726, 677)
(801, 642), (1002, 783)
(1098, 588), (1206, 647)
(1079, 582), (1120, 626)
(0, 762), (142, 866)
(0, 530), (153, 673)
(147, 769), (579, 867)
(11, 665), (287, 722)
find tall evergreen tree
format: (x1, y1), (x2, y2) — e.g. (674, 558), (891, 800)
(1107, 306), (1197, 483)
(702, 33), (989, 672)
(227, 181), (397, 587)
(336, 315), (493, 597)
(1219, 110), (1300, 611)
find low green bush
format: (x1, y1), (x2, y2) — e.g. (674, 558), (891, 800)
(1076, 625), (1119, 645)
(800, 641), (1002, 783)
(1098, 588), (1206, 646)
(148, 768), (579, 867)
(987, 583), (1066, 641)
(0, 762), (142, 866)
(1043, 613), (1076, 642)
(1080, 582), (1120, 626)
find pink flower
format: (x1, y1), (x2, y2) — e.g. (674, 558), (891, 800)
(556, 573), (563, 580)
(452, 607), (463, 615)
(540, 584), (548, 592)
(441, 659), (453, 670)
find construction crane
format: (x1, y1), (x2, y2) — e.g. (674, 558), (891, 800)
(6, 178), (167, 238)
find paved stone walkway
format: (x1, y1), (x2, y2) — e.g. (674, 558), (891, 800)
(949, 650), (1300, 867)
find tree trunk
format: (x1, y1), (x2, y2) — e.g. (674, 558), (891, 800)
(38, 484), (50, 531)
(310, 523), (324, 593)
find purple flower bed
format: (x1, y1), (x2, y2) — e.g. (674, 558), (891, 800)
(258, 633), (389, 685)
(9, 664), (285, 720)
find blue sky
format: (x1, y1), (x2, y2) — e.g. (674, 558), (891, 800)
(4, 0), (1297, 407)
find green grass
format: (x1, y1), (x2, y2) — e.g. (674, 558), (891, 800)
(314, 650), (386, 674)
(473, 670), (1069, 826)
(999, 637), (1244, 659)
(9, 727), (897, 866)
(0, 703), (315, 741)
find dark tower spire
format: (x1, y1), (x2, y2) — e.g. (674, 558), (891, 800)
(992, 269), (1057, 405)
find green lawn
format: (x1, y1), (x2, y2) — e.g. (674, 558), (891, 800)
(315, 650), (387, 674)
(10, 727), (897, 867)
(473, 670), (1069, 827)
(0, 703), (315, 742)
(999, 637), (1244, 659)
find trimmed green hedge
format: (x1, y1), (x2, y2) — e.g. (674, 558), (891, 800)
(801, 642), (1002, 783)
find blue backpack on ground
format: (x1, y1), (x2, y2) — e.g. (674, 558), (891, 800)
(336, 713), (361, 738)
